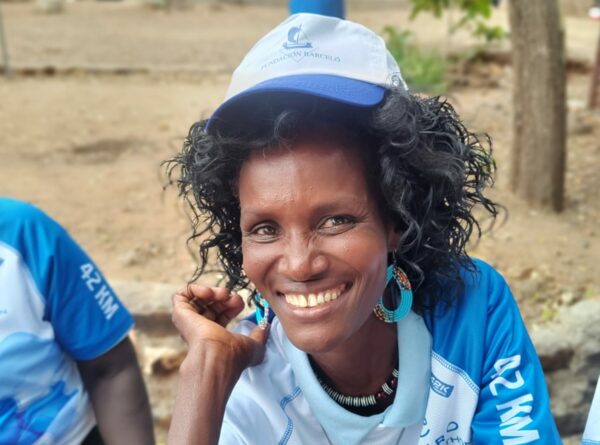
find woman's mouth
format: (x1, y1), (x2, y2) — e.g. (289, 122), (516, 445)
(282, 284), (347, 308)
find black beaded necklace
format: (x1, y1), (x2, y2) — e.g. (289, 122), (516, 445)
(310, 357), (400, 416)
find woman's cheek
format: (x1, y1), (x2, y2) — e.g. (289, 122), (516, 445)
(241, 241), (276, 287)
(328, 228), (388, 267)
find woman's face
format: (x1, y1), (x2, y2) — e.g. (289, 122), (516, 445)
(239, 136), (398, 354)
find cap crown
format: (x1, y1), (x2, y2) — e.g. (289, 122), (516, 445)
(226, 13), (406, 100)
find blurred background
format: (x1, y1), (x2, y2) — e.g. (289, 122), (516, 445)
(0, 0), (599, 442)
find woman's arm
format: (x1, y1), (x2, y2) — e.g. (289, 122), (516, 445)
(168, 341), (242, 444)
(77, 337), (155, 445)
(167, 286), (268, 445)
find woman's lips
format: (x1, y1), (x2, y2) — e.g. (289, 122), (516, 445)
(281, 284), (347, 308)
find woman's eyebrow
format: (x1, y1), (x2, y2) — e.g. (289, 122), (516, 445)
(309, 197), (368, 214)
(239, 208), (272, 220)
(241, 196), (367, 219)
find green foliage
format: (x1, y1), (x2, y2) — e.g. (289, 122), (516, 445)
(472, 22), (506, 43)
(410, 0), (492, 20)
(383, 26), (447, 95)
(541, 305), (558, 322)
(584, 286), (598, 299)
(409, 0), (507, 43)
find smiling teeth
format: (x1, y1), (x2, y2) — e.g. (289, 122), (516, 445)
(284, 287), (344, 308)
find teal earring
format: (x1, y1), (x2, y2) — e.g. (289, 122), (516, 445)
(255, 293), (270, 330)
(373, 263), (413, 323)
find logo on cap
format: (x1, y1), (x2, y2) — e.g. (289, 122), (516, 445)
(260, 22), (340, 70)
(283, 25), (313, 50)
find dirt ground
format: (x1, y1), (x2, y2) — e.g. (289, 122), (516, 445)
(0, 1), (599, 442)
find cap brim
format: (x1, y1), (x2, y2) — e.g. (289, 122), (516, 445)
(206, 74), (385, 134)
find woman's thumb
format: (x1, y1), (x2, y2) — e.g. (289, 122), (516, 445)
(246, 324), (269, 367)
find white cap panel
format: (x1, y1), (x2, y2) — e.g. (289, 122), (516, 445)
(225, 13), (404, 100)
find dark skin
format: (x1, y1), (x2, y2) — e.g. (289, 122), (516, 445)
(239, 139), (399, 394)
(168, 138), (399, 444)
(77, 337), (155, 445)
(169, 287), (267, 445)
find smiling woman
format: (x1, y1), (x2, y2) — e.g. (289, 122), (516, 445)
(165, 13), (561, 445)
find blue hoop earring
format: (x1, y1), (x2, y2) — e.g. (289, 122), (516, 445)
(255, 293), (270, 330)
(373, 264), (413, 323)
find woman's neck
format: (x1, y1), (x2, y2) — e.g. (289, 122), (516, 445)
(309, 314), (398, 396)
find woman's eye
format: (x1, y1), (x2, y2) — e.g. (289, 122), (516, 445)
(249, 224), (279, 240)
(255, 226), (276, 235)
(320, 215), (355, 230)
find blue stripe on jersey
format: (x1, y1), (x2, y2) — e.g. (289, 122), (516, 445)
(278, 386), (302, 445)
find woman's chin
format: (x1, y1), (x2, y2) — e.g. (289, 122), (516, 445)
(282, 325), (348, 355)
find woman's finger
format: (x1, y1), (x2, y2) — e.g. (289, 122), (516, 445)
(172, 286), (245, 327)
(178, 284), (231, 304)
(214, 293), (246, 326)
(174, 285), (227, 316)
(240, 325), (270, 367)
(199, 292), (245, 325)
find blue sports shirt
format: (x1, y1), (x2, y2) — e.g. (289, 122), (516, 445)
(0, 197), (134, 444)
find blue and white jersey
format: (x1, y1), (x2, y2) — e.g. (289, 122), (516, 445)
(0, 197), (134, 445)
(220, 259), (561, 445)
(582, 376), (600, 445)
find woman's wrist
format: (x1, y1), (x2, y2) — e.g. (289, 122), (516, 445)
(169, 346), (244, 445)
(179, 343), (245, 385)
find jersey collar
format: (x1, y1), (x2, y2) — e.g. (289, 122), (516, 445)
(281, 310), (432, 445)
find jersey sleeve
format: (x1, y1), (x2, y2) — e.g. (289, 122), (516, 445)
(0, 199), (134, 360)
(46, 223), (134, 360)
(470, 265), (561, 444)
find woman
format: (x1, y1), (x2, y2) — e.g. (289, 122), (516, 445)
(167, 13), (561, 445)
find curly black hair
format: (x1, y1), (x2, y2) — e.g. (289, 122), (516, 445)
(166, 88), (498, 312)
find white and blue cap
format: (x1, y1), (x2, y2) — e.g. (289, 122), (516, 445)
(207, 13), (407, 133)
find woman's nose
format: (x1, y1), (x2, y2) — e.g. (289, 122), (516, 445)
(278, 235), (328, 282)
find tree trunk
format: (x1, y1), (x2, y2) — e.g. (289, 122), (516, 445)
(589, 29), (600, 109)
(508, 0), (567, 212)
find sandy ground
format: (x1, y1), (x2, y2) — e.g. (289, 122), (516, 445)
(1, 2), (599, 442)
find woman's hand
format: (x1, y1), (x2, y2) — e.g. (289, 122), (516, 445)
(171, 285), (268, 372)
(168, 285), (269, 445)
